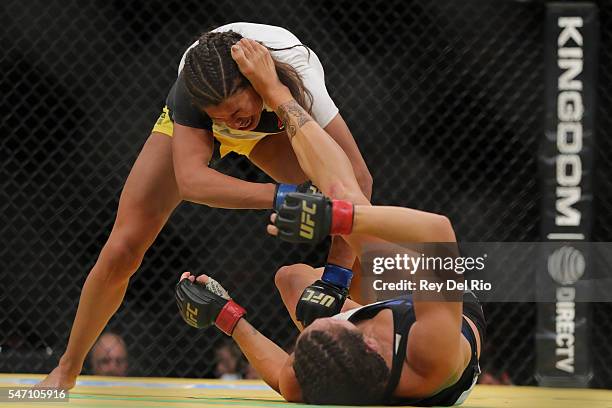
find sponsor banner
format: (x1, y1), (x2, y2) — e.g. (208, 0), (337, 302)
(537, 2), (598, 387)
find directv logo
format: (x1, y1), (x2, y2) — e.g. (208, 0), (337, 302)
(547, 245), (586, 285)
(548, 244), (585, 374)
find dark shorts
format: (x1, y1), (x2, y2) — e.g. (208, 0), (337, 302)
(462, 290), (486, 347)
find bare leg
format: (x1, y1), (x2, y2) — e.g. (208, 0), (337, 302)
(37, 133), (181, 388)
(248, 131), (307, 184)
(274, 264), (362, 330)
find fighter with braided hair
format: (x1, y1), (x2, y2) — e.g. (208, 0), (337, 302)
(174, 39), (485, 405)
(38, 22), (371, 389)
(176, 193), (484, 405)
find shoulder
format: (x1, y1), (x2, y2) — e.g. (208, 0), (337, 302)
(167, 74), (212, 130)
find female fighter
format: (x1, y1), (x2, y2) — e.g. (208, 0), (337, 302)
(39, 22), (371, 388)
(176, 197), (484, 405)
(174, 38), (484, 405)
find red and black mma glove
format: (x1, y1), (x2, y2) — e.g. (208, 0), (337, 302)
(175, 277), (245, 336)
(273, 192), (354, 244)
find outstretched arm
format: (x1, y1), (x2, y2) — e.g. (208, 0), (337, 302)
(176, 273), (301, 401)
(232, 39), (467, 383)
(172, 124), (276, 209)
(276, 102), (367, 205)
(231, 319), (301, 401)
(230, 39), (368, 207)
(231, 38), (373, 281)
(352, 205), (457, 244)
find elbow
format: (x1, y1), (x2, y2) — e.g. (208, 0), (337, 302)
(175, 171), (208, 203)
(174, 171), (193, 201)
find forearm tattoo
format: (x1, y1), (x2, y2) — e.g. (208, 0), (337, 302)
(276, 100), (313, 139)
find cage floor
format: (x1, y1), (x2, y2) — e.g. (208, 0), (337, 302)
(1, 374), (611, 408)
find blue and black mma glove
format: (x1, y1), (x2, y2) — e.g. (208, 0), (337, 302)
(296, 264), (353, 327)
(175, 276), (246, 336)
(273, 181), (320, 211)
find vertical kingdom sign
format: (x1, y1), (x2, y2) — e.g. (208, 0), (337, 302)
(537, 2), (598, 387)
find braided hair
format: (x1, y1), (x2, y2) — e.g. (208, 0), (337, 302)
(183, 30), (313, 112)
(293, 328), (390, 405)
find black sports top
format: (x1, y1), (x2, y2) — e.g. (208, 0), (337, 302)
(336, 293), (483, 406)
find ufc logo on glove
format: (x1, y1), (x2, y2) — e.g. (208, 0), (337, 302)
(299, 201), (317, 239)
(186, 303), (199, 327)
(301, 289), (335, 308)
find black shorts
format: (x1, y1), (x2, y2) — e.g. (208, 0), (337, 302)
(462, 290), (486, 348)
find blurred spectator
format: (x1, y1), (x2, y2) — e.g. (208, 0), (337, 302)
(243, 362), (261, 379)
(213, 340), (294, 380)
(214, 340), (243, 380)
(478, 341), (512, 385)
(89, 332), (128, 376)
(479, 370), (512, 385)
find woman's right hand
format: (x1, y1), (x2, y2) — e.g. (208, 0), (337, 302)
(231, 38), (292, 108)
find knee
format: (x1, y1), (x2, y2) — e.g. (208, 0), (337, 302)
(96, 237), (146, 284)
(274, 264), (306, 293)
(274, 265), (294, 292)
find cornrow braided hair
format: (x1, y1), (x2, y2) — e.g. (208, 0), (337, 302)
(183, 30), (313, 113)
(293, 328), (390, 405)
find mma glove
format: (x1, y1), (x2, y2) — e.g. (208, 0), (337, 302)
(274, 192), (354, 244)
(274, 181), (321, 211)
(175, 277), (245, 336)
(296, 264), (353, 327)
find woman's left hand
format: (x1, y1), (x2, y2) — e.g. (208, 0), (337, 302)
(231, 38), (292, 108)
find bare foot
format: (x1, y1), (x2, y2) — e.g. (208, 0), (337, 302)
(34, 366), (77, 390)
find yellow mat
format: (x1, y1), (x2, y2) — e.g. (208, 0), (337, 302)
(1, 374), (611, 408)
